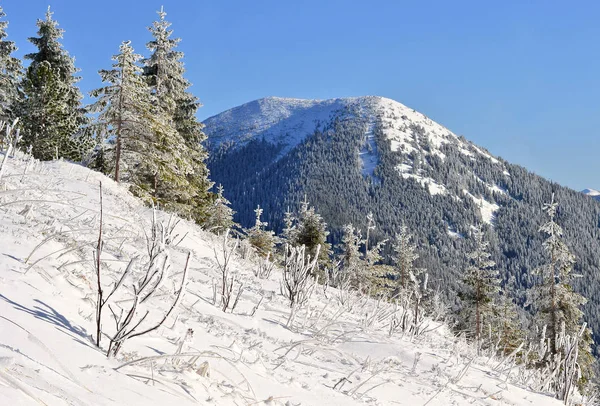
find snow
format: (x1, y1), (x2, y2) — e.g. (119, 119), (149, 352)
(462, 190), (500, 225)
(203, 96), (507, 170)
(358, 115), (380, 179)
(582, 188), (600, 200)
(399, 170), (447, 196)
(0, 154), (563, 406)
(203, 96), (352, 155)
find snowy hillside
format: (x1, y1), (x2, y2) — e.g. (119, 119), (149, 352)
(0, 153), (562, 405)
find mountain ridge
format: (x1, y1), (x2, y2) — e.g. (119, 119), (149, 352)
(203, 95), (600, 348)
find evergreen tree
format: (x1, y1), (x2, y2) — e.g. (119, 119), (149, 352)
(247, 205), (275, 257)
(90, 40), (191, 208)
(20, 7), (90, 161)
(143, 7), (212, 223)
(205, 184), (236, 235)
(0, 6), (23, 123)
(391, 224), (419, 290)
(461, 224), (500, 344)
(528, 194), (587, 355)
(492, 292), (523, 356)
(89, 40), (155, 182)
(340, 223), (362, 272)
(293, 197), (331, 263)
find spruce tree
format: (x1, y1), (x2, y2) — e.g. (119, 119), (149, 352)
(0, 6), (23, 123)
(89, 41), (156, 182)
(143, 7), (212, 223)
(20, 7), (90, 161)
(391, 224), (419, 289)
(205, 184), (236, 235)
(294, 198), (331, 263)
(461, 224), (500, 345)
(90, 40), (191, 203)
(529, 194), (587, 355)
(247, 205), (276, 257)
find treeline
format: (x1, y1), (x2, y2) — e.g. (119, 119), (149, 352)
(0, 6), (212, 222)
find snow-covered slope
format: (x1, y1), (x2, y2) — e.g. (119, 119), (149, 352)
(0, 154), (561, 405)
(582, 188), (600, 201)
(203, 96), (351, 155)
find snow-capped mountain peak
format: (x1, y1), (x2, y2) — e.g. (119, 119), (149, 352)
(582, 188), (600, 200)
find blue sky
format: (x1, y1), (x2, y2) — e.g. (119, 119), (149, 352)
(2, 0), (599, 191)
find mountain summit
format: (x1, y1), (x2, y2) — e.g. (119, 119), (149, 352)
(582, 188), (600, 201)
(204, 95), (600, 339)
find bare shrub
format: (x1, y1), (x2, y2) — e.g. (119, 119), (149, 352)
(253, 252), (275, 279)
(214, 229), (244, 312)
(280, 244), (320, 327)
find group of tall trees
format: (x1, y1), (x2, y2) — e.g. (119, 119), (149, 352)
(0, 6), (212, 222)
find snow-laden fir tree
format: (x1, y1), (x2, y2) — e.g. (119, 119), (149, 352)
(460, 224), (500, 345)
(391, 224), (419, 290)
(528, 194), (588, 356)
(20, 7), (90, 161)
(492, 292), (523, 356)
(293, 197), (330, 264)
(90, 40), (192, 209)
(339, 223), (368, 288)
(205, 184), (236, 235)
(0, 6), (23, 123)
(340, 224), (362, 273)
(247, 205), (275, 257)
(143, 7), (213, 223)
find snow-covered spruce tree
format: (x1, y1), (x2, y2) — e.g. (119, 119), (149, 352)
(491, 292), (523, 356)
(247, 205), (276, 257)
(90, 41), (150, 181)
(460, 224), (500, 346)
(205, 184), (236, 235)
(90, 40), (191, 205)
(340, 224), (362, 273)
(20, 7), (90, 161)
(527, 194), (593, 382)
(0, 6), (23, 123)
(142, 7), (213, 223)
(293, 197), (331, 265)
(391, 224), (419, 290)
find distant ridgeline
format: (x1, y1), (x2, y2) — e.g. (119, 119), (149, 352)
(205, 96), (600, 347)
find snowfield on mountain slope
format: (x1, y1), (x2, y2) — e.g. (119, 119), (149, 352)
(0, 155), (561, 405)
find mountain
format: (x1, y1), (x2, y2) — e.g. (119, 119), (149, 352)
(204, 96), (600, 344)
(583, 188), (600, 201)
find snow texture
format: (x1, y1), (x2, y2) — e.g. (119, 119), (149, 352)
(0, 153), (562, 405)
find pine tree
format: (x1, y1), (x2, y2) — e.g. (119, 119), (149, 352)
(20, 7), (90, 161)
(247, 205), (275, 257)
(461, 224), (500, 344)
(143, 7), (212, 223)
(529, 194), (587, 355)
(205, 184), (236, 235)
(0, 6), (23, 123)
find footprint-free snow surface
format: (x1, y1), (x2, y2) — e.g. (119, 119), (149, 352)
(0, 154), (561, 405)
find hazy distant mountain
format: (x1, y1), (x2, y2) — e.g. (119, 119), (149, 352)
(204, 95), (600, 344)
(582, 188), (600, 201)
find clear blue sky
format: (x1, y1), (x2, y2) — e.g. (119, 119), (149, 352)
(2, 0), (599, 191)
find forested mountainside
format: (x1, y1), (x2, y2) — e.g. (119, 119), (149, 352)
(205, 95), (600, 348)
